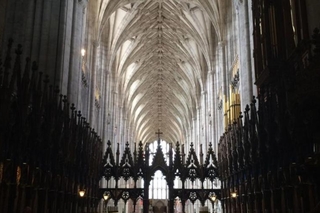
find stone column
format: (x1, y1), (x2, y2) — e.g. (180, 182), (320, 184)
(214, 88), (223, 151)
(196, 106), (201, 154)
(201, 90), (208, 146)
(217, 40), (228, 135)
(207, 71), (212, 145)
(113, 91), (119, 143)
(118, 105), (123, 144)
(1, 0), (76, 87)
(211, 71), (219, 153)
(118, 105), (123, 143)
(66, 0), (87, 105)
(123, 117), (128, 143)
(236, 0), (256, 109)
(192, 117), (196, 146)
(87, 39), (98, 121)
(218, 41), (228, 97)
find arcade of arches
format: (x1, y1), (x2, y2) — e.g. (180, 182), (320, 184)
(0, 0), (320, 213)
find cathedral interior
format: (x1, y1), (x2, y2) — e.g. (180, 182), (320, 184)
(0, 0), (320, 213)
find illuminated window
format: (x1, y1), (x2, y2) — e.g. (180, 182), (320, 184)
(149, 170), (168, 199)
(146, 140), (172, 199)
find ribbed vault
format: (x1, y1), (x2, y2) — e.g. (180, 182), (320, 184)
(98, 0), (223, 143)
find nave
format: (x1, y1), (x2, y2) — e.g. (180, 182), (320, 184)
(1, 0), (320, 212)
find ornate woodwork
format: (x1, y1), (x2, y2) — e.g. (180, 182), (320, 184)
(219, 0), (320, 211)
(101, 140), (220, 213)
(0, 40), (102, 213)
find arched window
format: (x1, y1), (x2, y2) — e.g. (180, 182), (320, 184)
(144, 140), (173, 199)
(149, 170), (168, 199)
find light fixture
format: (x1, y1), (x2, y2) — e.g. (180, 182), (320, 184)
(103, 192), (109, 201)
(210, 195), (216, 202)
(81, 48), (86, 57)
(209, 192), (216, 202)
(231, 192), (237, 198)
(79, 189), (85, 197)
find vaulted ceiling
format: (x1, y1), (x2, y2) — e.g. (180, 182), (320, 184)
(96, 0), (225, 143)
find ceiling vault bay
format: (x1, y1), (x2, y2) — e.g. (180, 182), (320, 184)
(97, 0), (223, 143)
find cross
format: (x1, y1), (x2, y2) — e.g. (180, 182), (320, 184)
(155, 129), (163, 139)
